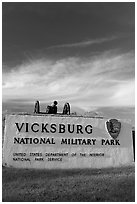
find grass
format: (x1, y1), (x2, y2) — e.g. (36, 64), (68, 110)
(2, 165), (135, 202)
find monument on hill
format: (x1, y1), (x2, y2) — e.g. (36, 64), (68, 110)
(2, 111), (134, 169)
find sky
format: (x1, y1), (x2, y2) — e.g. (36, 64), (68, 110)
(2, 2), (135, 113)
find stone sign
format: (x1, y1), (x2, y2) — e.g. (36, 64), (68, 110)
(3, 114), (134, 169)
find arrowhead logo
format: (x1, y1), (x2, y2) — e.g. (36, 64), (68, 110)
(106, 119), (121, 139)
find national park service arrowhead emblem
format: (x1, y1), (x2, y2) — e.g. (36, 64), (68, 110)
(106, 119), (121, 139)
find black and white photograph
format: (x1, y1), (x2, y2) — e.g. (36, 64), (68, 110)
(2, 1), (135, 202)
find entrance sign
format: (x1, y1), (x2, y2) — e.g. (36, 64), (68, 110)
(3, 114), (133, 169)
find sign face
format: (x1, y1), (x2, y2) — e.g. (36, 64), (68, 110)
(3, 114), (134, 169)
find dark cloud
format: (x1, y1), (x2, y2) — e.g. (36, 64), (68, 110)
(2, 2), (134, 67)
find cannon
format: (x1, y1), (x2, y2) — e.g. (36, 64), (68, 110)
(34, 101), (70, 115)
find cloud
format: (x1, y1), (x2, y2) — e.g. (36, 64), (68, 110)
(2, 50), (135, 111)
(111, 80), (135, 106)
(48, 36), (116, 49)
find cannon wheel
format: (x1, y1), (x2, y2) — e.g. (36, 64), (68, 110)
(63, 103), (70, 115)
(34, 101), (40, 113)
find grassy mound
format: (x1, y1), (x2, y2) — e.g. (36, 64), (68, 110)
(2, 165), (135, 202)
